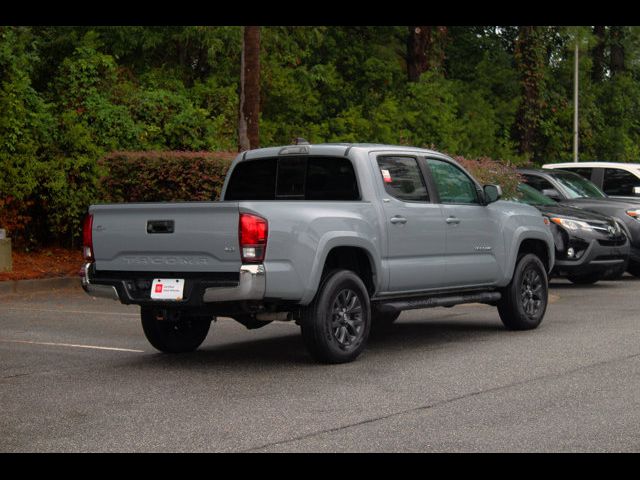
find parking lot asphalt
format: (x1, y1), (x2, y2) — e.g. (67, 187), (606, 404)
(1, 276), (639, 452)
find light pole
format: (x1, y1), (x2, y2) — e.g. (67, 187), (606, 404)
(573, 41), (579, 162)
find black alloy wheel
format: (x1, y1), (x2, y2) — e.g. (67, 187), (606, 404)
(330, 288), (365, 350)
(520, 267), (544, 318)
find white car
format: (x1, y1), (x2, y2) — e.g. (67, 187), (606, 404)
(542, 162), (640, 200)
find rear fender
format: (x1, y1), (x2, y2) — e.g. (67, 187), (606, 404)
(299, 233), (382, 305)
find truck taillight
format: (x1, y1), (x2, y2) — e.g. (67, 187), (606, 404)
(239, 213), (268, 263)
(82, 213), (94, 262)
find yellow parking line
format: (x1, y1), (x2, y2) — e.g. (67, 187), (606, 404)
(0, 339), (144, 353)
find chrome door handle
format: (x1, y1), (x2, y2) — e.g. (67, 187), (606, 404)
(445, 216), (460, 225)
(390, 216), (407, 225)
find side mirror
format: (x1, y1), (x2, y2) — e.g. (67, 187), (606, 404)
(483, 184), (502, 204)
(633, 186), (640, 196)
(542, 188), (562, 201)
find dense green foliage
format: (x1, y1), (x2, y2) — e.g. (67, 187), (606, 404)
(2, 25), (640, 247)
(99, 152), (234, 203)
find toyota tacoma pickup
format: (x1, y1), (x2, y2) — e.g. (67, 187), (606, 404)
(82, 143), (555, 363)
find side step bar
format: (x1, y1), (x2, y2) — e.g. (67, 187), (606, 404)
(374, 291), (501, 313)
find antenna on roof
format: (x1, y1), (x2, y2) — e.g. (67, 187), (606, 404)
(293, 137), (310, 145)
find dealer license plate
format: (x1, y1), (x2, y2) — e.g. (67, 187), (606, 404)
(150, 279), (185, 301)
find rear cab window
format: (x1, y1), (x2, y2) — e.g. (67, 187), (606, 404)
(224, 156), (360, 201)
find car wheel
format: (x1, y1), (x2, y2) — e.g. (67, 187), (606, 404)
(300, 269), (371, 364)
(141, 308), (212, 353)
(498, 253), (548, 330)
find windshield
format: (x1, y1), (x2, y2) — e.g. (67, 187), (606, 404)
(552, 171), (607, 199)
(513, 183), (557, 206)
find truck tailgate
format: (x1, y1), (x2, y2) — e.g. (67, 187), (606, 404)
(90, 202), (241, 273)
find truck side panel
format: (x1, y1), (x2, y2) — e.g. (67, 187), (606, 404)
(236, 201), (383, 303)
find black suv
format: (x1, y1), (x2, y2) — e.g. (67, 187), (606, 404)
(519, 168), (640, 277)
(513, 183), (629, 284)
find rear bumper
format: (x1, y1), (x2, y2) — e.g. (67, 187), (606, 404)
(203, 264), (265, 302)
(81, 263), (265, 306)
(81, 263), (120, 300)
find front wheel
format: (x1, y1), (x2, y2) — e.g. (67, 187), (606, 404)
(141, 308), (212, 353)
(498, 254), (548, 330)
(300, 270), (371, 364)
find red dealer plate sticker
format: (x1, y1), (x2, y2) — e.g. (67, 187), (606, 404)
(150, 279), (185, 301)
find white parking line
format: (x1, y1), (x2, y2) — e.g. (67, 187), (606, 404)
(0, 339), (144, 353)
(4, 307), (138, 317)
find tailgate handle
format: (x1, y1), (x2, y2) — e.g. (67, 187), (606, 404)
(147, 220), (174, 234)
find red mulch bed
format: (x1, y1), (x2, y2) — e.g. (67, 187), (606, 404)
(0, 247), (83, 281)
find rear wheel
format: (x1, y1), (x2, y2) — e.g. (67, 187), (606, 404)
(141, 307), (212, 353)
(300, 270), (371, 364)
(498, 253), (548, 330)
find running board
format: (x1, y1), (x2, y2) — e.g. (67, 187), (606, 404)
(375, 291), (501, 313)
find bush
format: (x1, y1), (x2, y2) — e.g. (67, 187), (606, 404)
(454, 155), (521, 199)
(99, 151), (235, 203)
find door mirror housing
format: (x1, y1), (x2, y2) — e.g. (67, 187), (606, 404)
(541, 188), (562, 201)
(483, 184), (502, 204)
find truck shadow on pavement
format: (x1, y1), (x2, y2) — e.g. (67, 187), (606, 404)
(548, 281), (621, 289)
(125, 319), (506, 369)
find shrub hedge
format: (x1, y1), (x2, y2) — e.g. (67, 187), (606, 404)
(2, 150), (520, 249)
(454, 156), (521, 199)
(99, 151), (236, 203)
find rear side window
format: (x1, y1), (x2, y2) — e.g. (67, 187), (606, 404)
(563, 167), (594, 181)
(522, 174), (555, 193)
(603, 168), (640, 196)
(225, 156), (359, 201)
(376, 156), (429, 202)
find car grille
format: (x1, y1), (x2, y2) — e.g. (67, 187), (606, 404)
(598, 237), (627, 247)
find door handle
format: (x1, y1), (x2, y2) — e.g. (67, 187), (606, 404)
(445, 216), (460, 225)
(390, 216), (407, 225)
(147, 219), (175, 234)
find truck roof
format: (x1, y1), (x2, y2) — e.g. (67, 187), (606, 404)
(240, 143), (445, 161)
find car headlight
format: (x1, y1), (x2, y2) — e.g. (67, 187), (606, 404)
(549, 217), (594, 231)
(626, 209), (640, 220)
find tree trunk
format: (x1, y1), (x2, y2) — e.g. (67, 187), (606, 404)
(407, 26), (432, 82)
(514, 26), (545, 160)
(591, 25), (606, 82)
(238, 26), (260, 151)
(610, 26), (625, 75)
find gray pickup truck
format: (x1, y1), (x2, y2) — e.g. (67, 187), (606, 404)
(82, 143), (555, 363)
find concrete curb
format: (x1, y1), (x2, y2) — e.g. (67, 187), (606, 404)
(0, 276), (81, 296)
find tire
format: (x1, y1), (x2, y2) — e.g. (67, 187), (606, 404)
(627, 260), (640, 278)
(141, 307), (212, 353)
(300, 269), (371, 364)
(567, 272), (602, 285)
(498, 253), (548, 331)
(371, 306), (401, 331)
